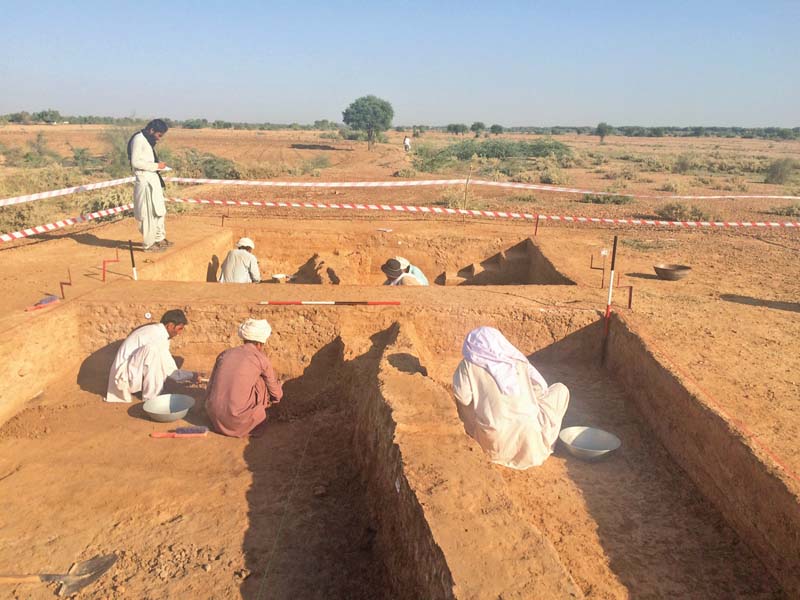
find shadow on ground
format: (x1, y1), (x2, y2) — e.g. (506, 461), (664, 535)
(720, 294), (800, 313)
(240, 332), (393, 599)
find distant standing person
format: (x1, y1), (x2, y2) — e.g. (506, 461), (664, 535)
(128, 119), (171, 252)
(219, 237), (261, 283)
(403, 135), (411, 152)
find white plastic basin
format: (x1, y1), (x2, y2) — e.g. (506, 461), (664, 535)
(559, 426), (621, 461)
(143, 394), (195, 423)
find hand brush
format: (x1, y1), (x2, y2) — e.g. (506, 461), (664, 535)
(150, 426), (209, 438)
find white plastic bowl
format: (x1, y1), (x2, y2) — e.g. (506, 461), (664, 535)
(559, 426), (621, 461)
(143, 394), (195, 423)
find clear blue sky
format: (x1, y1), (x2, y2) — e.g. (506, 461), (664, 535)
(2, 0), (798, 127)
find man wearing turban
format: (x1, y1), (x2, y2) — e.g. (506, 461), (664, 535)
(218, 237), (261, 283)
(205, 318), (283, 437)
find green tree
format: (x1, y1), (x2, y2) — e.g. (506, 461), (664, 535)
(490, 124), (504, 135)
(33, 109), (62, 123)
(342, 95), (394, 149)
(183, 118), (209, 129)
(596, 122), (613, 143)
(470, 121), (486, 136)
(447, 123), (469, 135)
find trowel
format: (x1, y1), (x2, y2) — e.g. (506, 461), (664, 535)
(0, 553), (117, 596)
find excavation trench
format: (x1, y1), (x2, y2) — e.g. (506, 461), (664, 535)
(0, 296), (789, 598)
(135, 228), (574, 286)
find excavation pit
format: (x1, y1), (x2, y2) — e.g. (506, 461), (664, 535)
(0, 288), (793, 598)
(136, 225), (574, 286)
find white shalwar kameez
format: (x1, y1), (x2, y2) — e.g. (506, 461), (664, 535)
(219, 249), (261, 283)
(452, 327), (569, 469)
(105, 323), (194, 403)
(130, 132), (167, 249)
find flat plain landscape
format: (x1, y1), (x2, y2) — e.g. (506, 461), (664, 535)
(0, 124), (798, 599)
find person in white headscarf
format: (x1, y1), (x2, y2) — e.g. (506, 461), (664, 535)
(219, 237), (261, 283)
(205, 318), (283, 437)
(452, 326), (569, 469)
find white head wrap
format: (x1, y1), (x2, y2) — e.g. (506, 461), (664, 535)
(394, 256), (410, 270)
(238, 318), (271, 343)
(462, 326), (548, 396)
(237, 237), (255, 249)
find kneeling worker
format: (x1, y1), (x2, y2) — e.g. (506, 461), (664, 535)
(381, 257), (428, 286)
(106, 309), (199, 403)
(452, 326), (569, 469)
(219, 237), (261, 283)
(205, 318), (283, 437)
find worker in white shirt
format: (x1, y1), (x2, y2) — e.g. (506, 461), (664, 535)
(219, 237), (261, 283)
(106, 309), (199, 403)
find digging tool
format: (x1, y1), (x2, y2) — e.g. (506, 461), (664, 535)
(151, 426), (209, 438)
(0, 553), (117, 597)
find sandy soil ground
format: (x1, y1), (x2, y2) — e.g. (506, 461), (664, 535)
(1, 127), (798, 597)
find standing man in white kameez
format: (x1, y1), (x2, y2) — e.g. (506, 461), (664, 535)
(128, 119), (172, 252)
(106, 309), (199, 403)
(219, 237), (261, 283)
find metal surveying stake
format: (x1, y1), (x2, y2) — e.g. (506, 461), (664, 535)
(600, 235), (618, 364)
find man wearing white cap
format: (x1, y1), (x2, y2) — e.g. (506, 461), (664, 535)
(219, 237), (261, 283)
(204, 318), (283, 437)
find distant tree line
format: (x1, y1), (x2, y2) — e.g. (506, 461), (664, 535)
(2, 109), (797, 141)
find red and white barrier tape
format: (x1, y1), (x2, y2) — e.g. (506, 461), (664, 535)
(166, 176), (800, 200)
(3, 195), (800, 244)
(0, 177), (134, 208)
(4, 175), (799, 209)
(0, 204), (133, 243)
(167, 196), (800, 228)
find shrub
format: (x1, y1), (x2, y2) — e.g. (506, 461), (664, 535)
(539, 167), (568, 185)
(578, 194), (633, 205)
(319, 132), (340, 140)
(412, 144), (456, 173)
(768, 203), (800, 217)
(655, 202), (710, 221)
(658, 180), (683, 193)
(714, 176), (749, 192)
(765, 158), (796, 184)
(302, 154), (330, 173)
(173, 149), (240, 179)
(673, 153), (695, 174)
(103, 127), (138, 177)
(438, 185), (472, 209)
(445, 138), (571, 160)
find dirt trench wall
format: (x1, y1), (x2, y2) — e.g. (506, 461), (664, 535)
(349, 323), (582, 599)
(606, 313), (800, 596)
(138, 230), (232, 283)
(0, 304), (81, 426)
(525, 239), (575, 285)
